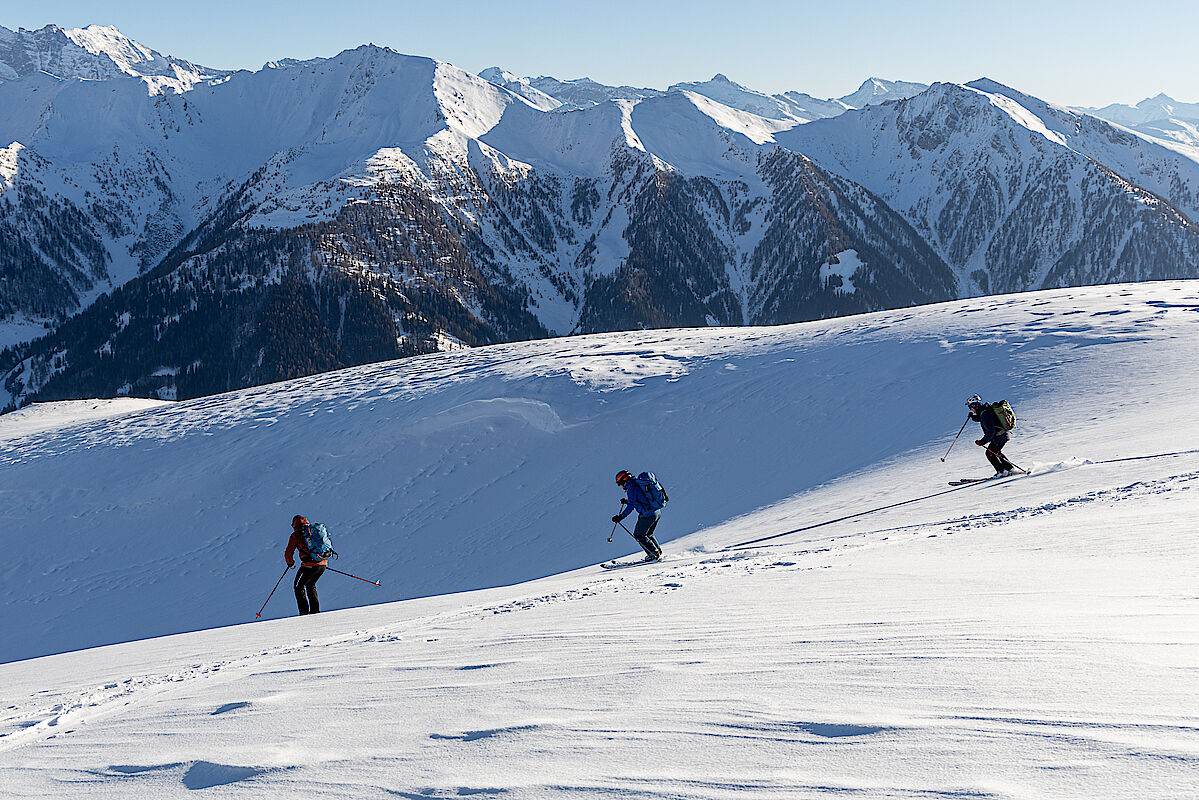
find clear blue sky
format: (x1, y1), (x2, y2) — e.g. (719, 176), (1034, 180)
(2, 0), (1196, 107)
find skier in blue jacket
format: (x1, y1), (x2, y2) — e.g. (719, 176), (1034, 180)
(613, 469), (665, 561)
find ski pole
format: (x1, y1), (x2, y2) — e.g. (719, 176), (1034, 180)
(256, 564), (293, 618)
(941, 418), (970, 462)
(607, 515), (636, 542)
(326, 566), (381, 587)
(609, 498), (631, 542)
(984, 446), (1027, 474)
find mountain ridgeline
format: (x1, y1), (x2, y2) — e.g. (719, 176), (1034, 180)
(2, 28), (1199, 409)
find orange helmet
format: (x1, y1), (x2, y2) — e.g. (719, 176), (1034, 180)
(615, 470), (633, 486)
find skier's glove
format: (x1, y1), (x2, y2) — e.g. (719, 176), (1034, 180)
(620, 498), (627, 505)
(975, 439), (985, 446)
(612, 515), (622, 523)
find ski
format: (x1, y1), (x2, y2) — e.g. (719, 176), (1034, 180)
(949, 470), (1029, 486)
(601, 558), (660, 570)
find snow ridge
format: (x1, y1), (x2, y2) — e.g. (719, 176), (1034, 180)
(0, 23), (228, 93)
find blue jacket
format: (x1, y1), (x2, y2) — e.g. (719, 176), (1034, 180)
(618, 478), (657, 520)
(971, 405), (1008, 447)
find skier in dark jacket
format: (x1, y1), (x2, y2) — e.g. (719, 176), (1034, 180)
(613, 470), (665, 561)
(966, 395), (1017, 476)
(285, 515), (327, 615)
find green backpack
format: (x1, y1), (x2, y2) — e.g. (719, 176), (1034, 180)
(989, 400), (1016, 432)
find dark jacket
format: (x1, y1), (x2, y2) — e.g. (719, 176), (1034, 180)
(970, 405), (1008, 447)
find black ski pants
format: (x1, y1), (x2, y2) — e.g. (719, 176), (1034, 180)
(632, 511), (663, 559)
(984, 435), (1015, 473)
(294, 565), (326, 615)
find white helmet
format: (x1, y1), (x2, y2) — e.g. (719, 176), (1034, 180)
(965, 394), (982, 407)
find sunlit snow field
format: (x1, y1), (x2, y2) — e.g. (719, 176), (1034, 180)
(1, 282), (1197, 797)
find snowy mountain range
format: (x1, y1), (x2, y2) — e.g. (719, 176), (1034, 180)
(1078, 93), (1199, 149)
(479, 67), (927, 120)
(1, 25), (1198, 410)
(2, 281), (1197, 797)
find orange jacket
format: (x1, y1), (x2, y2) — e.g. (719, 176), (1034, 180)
(285, 531), (328, 568)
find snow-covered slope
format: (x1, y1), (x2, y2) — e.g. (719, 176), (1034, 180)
(0, 397), (168, 437)
(3, 280), (1197, 665)
(0, 23), (227, 93)
(1, 281), (1197, 797)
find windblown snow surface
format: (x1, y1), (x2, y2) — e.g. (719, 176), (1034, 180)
(2, 282), (1198, 797)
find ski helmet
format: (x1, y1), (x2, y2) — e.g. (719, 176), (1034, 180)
(615, 470), (633, 486)
(965, 394), (983, 408)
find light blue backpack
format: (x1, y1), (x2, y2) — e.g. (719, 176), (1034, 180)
(302, 522), (336, 561)
(634, 472), (668, 511)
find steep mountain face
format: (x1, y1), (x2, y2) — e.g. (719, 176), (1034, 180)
(965, 80), (1199, 218)
(0, 24), (227, 92)
(779, 82), (1199, 295)
(0, 70), (223, 327)
(747, 151), (954, 323)
(0, 142), (111, 318)
(474, 90), (952, 332)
